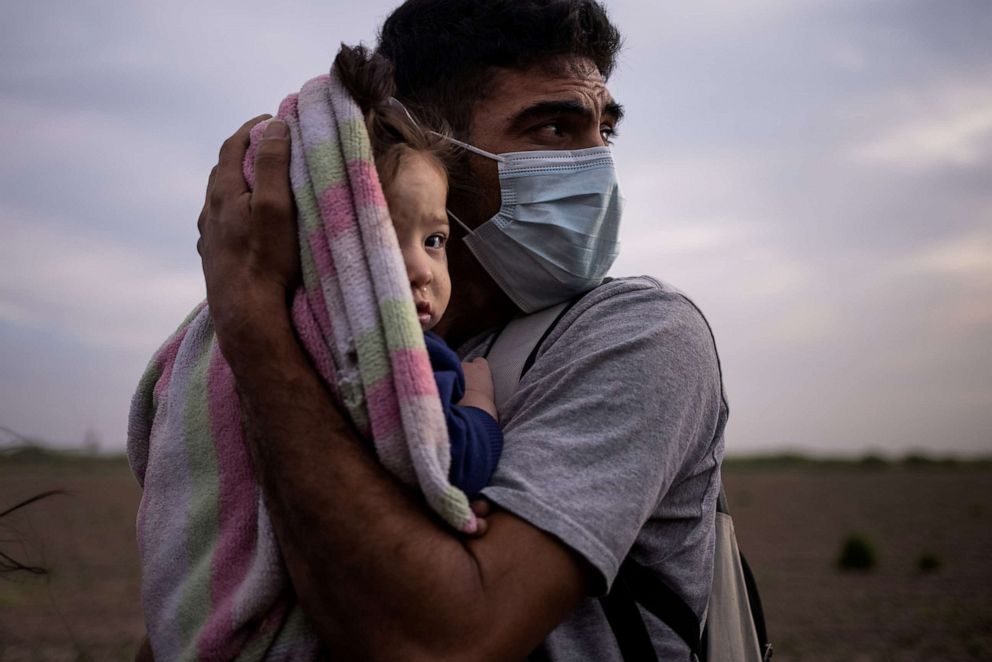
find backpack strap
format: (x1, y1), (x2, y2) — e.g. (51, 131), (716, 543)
(485, 301), (572, 416)
(599, 566), (660, 662)
(713, 487), (772, 660)
(740, 553), (770, 659)
(604, 560), (702, 658)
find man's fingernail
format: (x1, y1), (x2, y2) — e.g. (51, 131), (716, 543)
(264, 120), (288, 138)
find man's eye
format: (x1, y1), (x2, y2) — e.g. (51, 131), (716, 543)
(535, 122), (564, 137)
(600, 124), (618, 145)
(425, 234), (447, 250)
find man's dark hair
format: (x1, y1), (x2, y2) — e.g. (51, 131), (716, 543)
(377, 0), (622, 135)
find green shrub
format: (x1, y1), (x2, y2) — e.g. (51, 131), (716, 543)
(837, 533), (876, 570)
(916, 552), (941, 573)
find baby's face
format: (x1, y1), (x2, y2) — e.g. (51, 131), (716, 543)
(384, 151), (452, 331)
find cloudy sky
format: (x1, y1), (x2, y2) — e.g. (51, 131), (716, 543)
(1, 0), (990, 456)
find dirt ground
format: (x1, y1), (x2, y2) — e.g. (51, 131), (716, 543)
(1, 455), (990, 661)
(0, 456), (144, 661)
(725, 464), (992, 661)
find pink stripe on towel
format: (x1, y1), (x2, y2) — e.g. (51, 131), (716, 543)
(364, 376), (402, 439)
(347, 160), (388, 210)
(198, 345), (258, 659)
(391, 348), (440, 399)
(318, 183), (358, 240)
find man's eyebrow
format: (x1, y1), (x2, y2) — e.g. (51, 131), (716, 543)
(605, 100), (625, 125)
(508, 99), (595, 131)
(508, 99), (626, 132)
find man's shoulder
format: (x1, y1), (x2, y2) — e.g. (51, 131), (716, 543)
(579, 274), (682, 303)
(573, 276), (708, 322)
(457, 276), (717, 362)
(586, 274), (681, 298)
(556, 276), (719, 358)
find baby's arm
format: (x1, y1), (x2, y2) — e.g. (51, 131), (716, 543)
(459, 357), (497, 419)
(424, 334), (502, 504)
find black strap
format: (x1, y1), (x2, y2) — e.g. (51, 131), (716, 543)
(740, 553), (770, 656)
(599, 570), (659, 662)
(519, 299), (580, 376)
(608, 559), (702, 658)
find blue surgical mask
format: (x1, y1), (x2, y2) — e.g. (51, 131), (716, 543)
(445, 138), (624, 313)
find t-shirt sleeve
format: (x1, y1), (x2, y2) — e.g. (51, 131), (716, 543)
(479, 280), (724, 594)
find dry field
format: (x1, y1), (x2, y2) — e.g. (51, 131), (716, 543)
(0, 454), (143, 661)
(1, 453), (990, 661)
(725, 461), (992, 661)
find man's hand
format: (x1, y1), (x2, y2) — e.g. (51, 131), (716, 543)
(460, 356), (498, 419)
(197, 115), (299, 367)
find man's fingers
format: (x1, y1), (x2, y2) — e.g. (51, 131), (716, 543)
(252, 120), (294, 225)
(206, 164), (218, 200)
(214, 114), (272, 202)
(198, 166), (218, 239)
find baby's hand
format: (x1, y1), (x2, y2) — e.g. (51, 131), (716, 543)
(464, 498), (492, 538)
(460, 357), (497, 419)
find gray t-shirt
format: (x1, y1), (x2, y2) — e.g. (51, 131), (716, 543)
(460, 276), (727, 661)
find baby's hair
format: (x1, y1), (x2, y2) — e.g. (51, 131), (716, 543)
(334, 44), (453, 190)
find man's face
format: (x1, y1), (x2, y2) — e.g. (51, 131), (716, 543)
(457, 55), (623, 226)
(438, 55), (623, 334)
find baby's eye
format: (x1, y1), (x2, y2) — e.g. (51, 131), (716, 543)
(425, 233), (447, 250)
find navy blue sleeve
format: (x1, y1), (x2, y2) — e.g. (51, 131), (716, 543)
(425, 332), (504, 497)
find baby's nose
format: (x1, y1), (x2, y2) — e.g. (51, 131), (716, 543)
(406, 253), (433, 289)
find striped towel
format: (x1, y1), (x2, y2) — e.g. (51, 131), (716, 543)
(127, 68), (476, 661)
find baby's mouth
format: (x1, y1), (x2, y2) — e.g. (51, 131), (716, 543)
(415, 301), (432, 328)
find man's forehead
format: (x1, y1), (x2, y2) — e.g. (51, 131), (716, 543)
(487, 57), (615, 114)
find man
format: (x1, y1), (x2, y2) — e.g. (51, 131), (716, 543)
(198, 0), (726, 659)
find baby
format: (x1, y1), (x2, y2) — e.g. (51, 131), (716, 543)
(383, 143), (502, 497)
(337, 46), (502, 499)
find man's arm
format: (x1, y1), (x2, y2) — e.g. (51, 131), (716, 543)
(198, 118), (590, 660)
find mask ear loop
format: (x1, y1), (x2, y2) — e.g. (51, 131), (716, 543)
(387, 96), (421, 130)
(387, 96), (505, 163)
(446, 208), (474, 236)
(437, 135), (505, 163)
